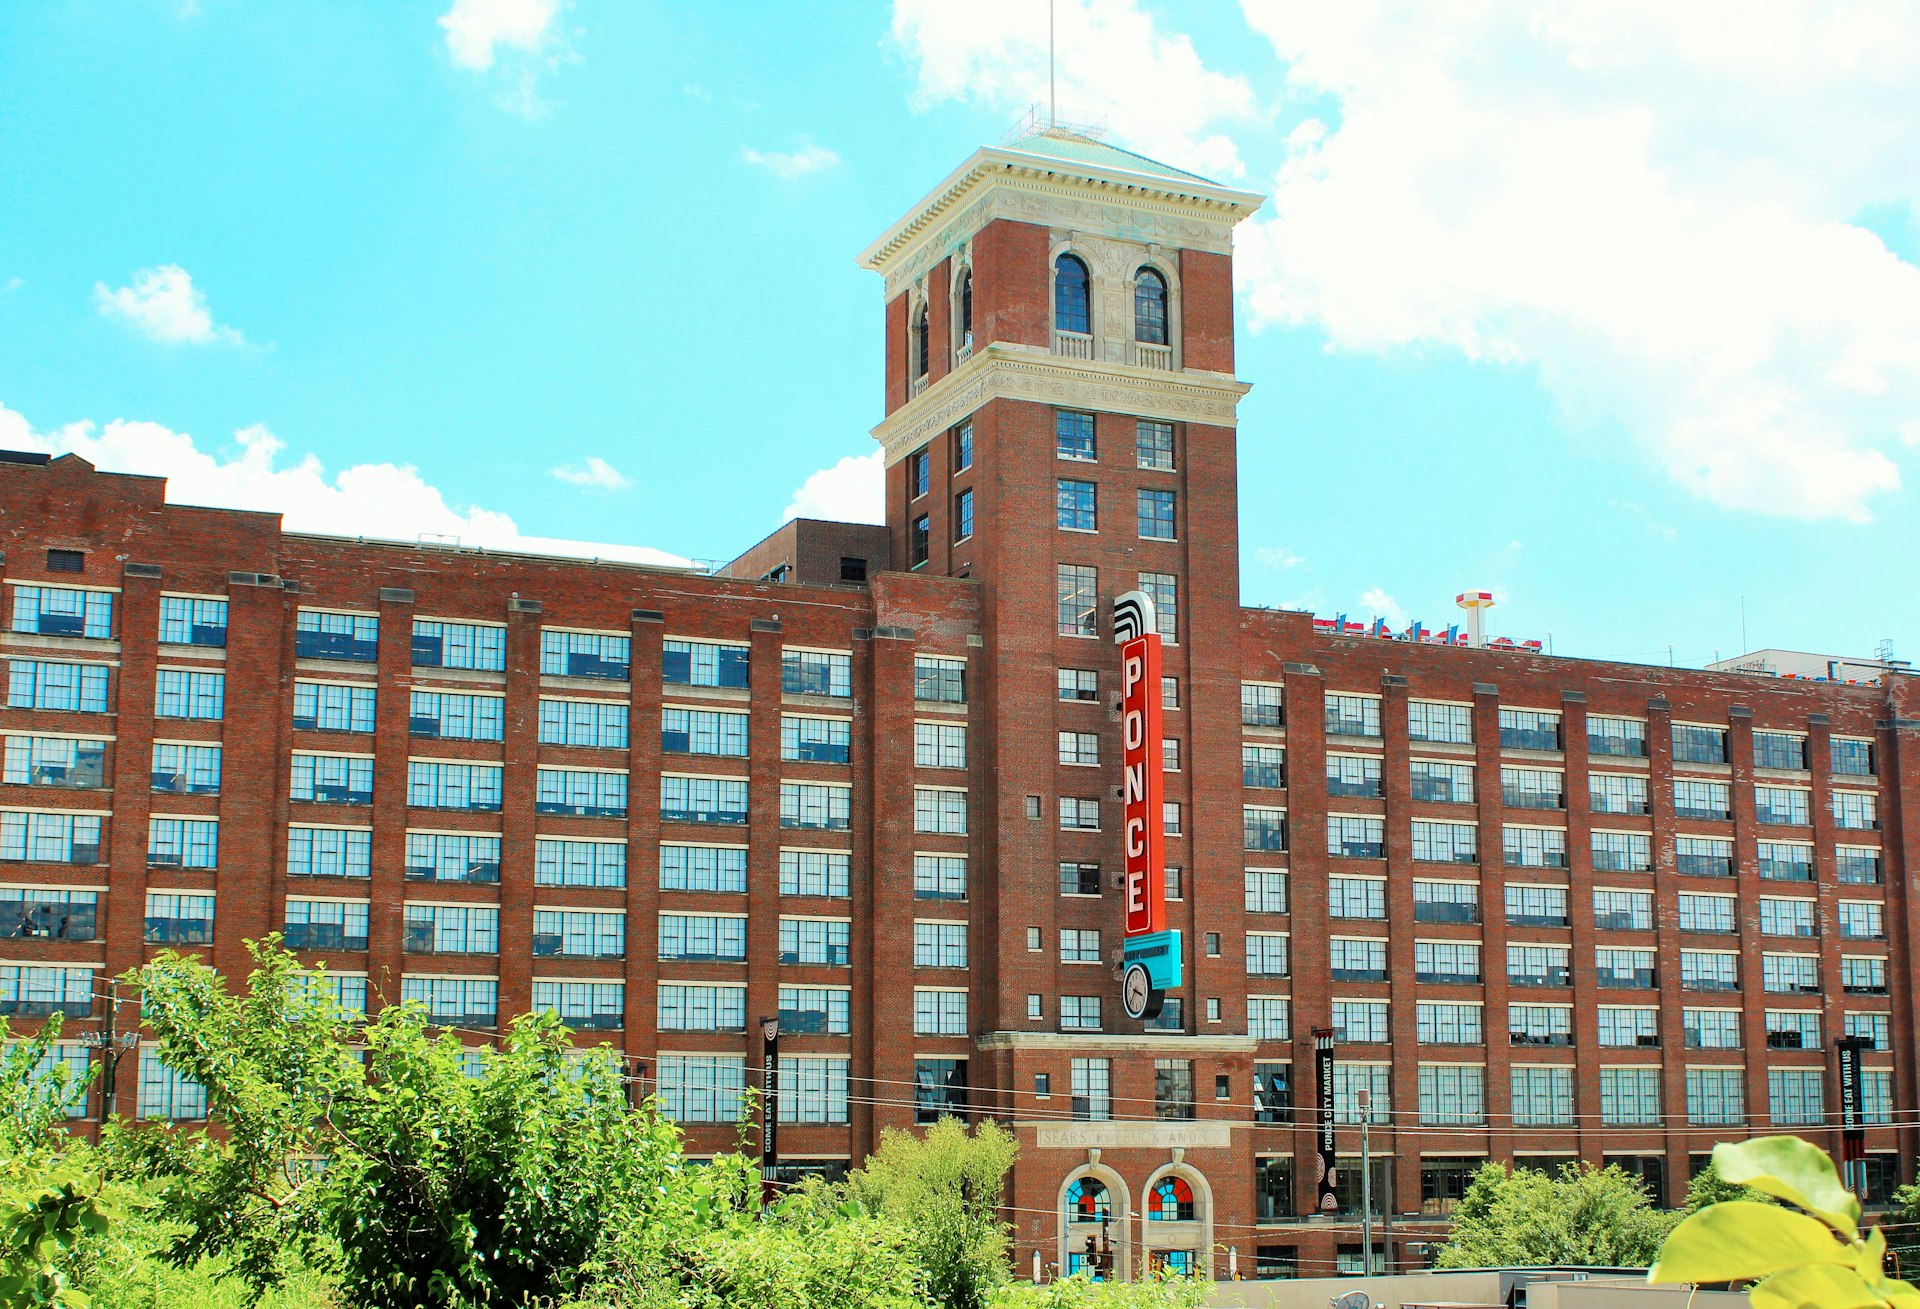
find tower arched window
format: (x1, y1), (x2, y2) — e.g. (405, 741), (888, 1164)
(912, 303), (930, 378)
(1134, 267), (1168, 345)
(958, 269), (973, 348)
(1147, 1175), (1195, 1222)
(1054, 254), (1090, 335)
(1066, 1176), (1111, 1224)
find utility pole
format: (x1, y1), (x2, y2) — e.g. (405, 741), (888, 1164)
(84, 978), (138, 1126)
(1357, 1086), (1374, 1275)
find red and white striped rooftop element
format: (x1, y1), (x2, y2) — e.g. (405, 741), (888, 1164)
(1456, 590), (1495, 648)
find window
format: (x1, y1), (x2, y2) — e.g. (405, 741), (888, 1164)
(1054, 254), (1090, 334)
(1752, 731), (1807, 770)
(1418, 1065), (1485, 1126)
(916, 921), (970, 968)
(1508, 1004), (1571, 1047)
(779, 849), (850, 898)
(1060, 797), (1101, 831)
(1511, 1066), (1574, 1126)
(1685, 1067), (1744, 1126)
(1327, 815), (1383, 859)
(290, 753), (374, 805)
(1331, 999), (1388, 1044)
(915, 853), (967, 900)
(1241, 683), (1284, 727)
(1834, 791), (1879, 831)
(908, 448), (930, 501)
(1139, 572), (1177, 641)
(11, 585), (114, 639)
(1596, 946), (1656, 989)
(1499, 708), (1561, 751)
(148, 816), (218, 869)
(1844, 1011), (1888, 1050)
(909, 514), (930, 567)
(778, 649), (848, 698)
(1673, 723), (1727, 764)
(1412, 820), (1477, 864)
(1837, 846), (1882, 885)
(5, 735), (108, 790)
(138, 1049), (206, 1120)
(1842, 956), (1887, 995)
(1060, 861), (1101, 897)
(1754, 784), (1810, 826)
(1057, 668), (1097, 702)
(1056, 730), (1097, 767)
(158, 596), (227, 647)
(1072, 1057), (1112, 1119)
(532, 909), (623, 958)
(1056, 564), (1098, 637)
(1590, 773), (1650, 815)
(399, 976), (499, 1027)
(1333, 1063), (1391, 1124)
(1593, 888), (1653, 931)
(1243, 745), (1285, 789)
(1249, 996), (1290, 1040)
(1839, 900), (1884, 940)
(1677, 835), (1734, 878)
(1507, 944), (1570, 988)
(954, 419), (973, 470)
(534, 837), (625, 888)
(294, 681), (375, 733)
(7, 660), (110, 712)
(0, 887), (98, 941)
(1503, 826), (1568, 869)
(1255, 1158), (1294, 1224)
(1502, 767), (1564, 809)
(1767, 1009), (1823, 1050)
(1416, 941), (1481, 983)
(1768, 1069), (1823, 1127)
(658, 913), (748, 962)
(1832, 737), (1875, 776)
(0, 811), (102, 865)
(1764, 953), (1821, 994)
(1759, 897), (1816, 938)
(1678, 892), (1736, 934)
(546, 698), (633, 749)
(1413, 880), (1478, 924)
(1409, 700), (1472, 744)
(1327, 937), (1383, 982)
(657, 1054), (745, 1124)
(1056, 408), (1096, 461)
(1757, 840), (1814, 881)
(1681, 950), (1740, 991)
(281, 897), (362, 951)
(914, 1058), (966, 1123)
(1598, 1006), (1659, 1048)
(1050, 476), (1098, 531)
(1862, 1073), (1893, 1128)
(411, 618), (505, 671)
(779, 917), (851, 966)
(1591, 831), (1652, 872)
(1683, 1008), (1741, 1049)
(1162, 738), (1180, 772)
(403, 903), (499, 955)
(914, 787), (967, 834)
(1137, 489), (1175, 540)
(775, 715), (847, 765)
(1411, 759), (1473, 803)
(1154, 1060), (1195, 1121)
(662, 639), (748, 688)
(658, 984), (747, 1033)
(1326, 754), (1382, 798)
(909, 656), (967, 705)
(661, 775), (749, 825)
(542, 630), (629, 680)
(1505, 884), (1569, 927)
(1244, 870), (1287, 913)
(1246, 933), (1290, 978)
(1600, 1067), (1661, 1126)
(1325, 693), (1381, 738)
(1253, 1063), (1291, 1124)
(1329, 876), (1385, 920)
(1137, 419), (1174, 470)
(1060, 995), (1102, 1031)
(410, 690), (505, 742)
(1419, 1002), (1483, 1045)
(1589, 715), (1646, 757)
(408, 833), (503, 884)
(1134, 266), (1168, 344)
(296, 610), (377, 662)
(779, 781), (851, 831)
(914, 989), (967, 1036)
(155, 669), (224, 720)
(409, 761), (505, 812)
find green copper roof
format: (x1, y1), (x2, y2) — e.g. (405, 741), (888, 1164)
(1002, 129), (1219, 186)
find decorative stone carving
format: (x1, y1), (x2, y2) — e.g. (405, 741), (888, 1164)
(1033, 1122), (1231, 1150)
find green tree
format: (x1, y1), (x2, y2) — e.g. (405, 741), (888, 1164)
(991, 1272), (1209, 1308)
(847, 1117), (1019, 1309)
(1685, 1159), (1781, 1213)
(1437, 1161), (1677, 1269)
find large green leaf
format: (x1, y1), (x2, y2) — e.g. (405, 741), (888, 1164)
(1751, 1264), (1887, 1309)
(1650, 1203), (1851, 1284)
(1714, 1138), (1861, 1237)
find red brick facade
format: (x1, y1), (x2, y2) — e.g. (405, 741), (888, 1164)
(3, 134), (1916, 1285)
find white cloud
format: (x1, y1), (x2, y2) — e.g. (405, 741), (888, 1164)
(1358, 587), (1406, 627)
(784, 450), (884, 524)
(549, 456), (631, 491)
(1256, 545), (1304, 570)
(0, 401), (691, 570)
(2, 277), (20, 293)
(93, 265), (243, 346)
(742, 143), (842, 179)
(890, 0), (1257, 179)
(1236, 1), (1920, 521)
(438, 0), (560, 70)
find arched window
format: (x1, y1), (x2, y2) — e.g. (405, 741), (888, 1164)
(1147, 1175), (1195, 1222)
(957, 269), (973, 347)
(1065, 1176), (1111, 1224)
(912, 303), (930, 378)
(1054, 254), (1090, 335)
(1134, 267), (1168, 345)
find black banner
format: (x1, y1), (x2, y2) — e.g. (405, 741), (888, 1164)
(1315, 1029), (1338, 1212)
(761, 1018), (780, 1207)
(1836, 1035), (1869, 1160)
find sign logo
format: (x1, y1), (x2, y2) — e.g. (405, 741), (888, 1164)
(1114, 589), (1181, 1019)
(1315, 1030), (1339, 1212)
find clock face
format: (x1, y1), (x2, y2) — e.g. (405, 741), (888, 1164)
(1123, 964), (1153, 1019)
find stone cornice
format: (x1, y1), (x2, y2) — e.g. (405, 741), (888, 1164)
(975, 1030), (1258, 1054)
(858, 146), (1266, 299)
(871, 344), (1251, 466)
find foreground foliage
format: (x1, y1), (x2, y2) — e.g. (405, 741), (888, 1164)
(1437, 1159), (1677, 1269)
(1653, 1137), (1920, 1309)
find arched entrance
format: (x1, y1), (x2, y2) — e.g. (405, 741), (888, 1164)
(1139, 1164), (1212, 1279)
(1057, 1165), (1130, 1281)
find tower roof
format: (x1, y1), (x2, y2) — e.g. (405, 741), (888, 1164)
(1000, 127), (1220, 186)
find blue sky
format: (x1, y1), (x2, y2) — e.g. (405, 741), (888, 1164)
(4, 1), (1919, 669)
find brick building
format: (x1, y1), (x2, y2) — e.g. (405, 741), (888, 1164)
(3, 129), (1917, 1281)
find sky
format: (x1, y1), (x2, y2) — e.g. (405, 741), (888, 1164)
(4, 1), (1920, 668)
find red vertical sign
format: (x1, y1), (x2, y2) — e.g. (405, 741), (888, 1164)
(1120, 630), (1166, 937)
